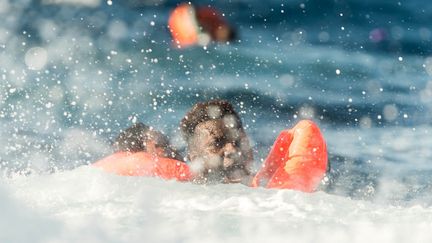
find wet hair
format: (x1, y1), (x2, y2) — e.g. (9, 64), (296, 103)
(113, 122), (167, 152)
(180, 100), (243, 139)
(114, 122), (149, 152)
(114, 122), (184, 161)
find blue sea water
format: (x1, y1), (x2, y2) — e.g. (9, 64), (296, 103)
(1, 0), (432, 242)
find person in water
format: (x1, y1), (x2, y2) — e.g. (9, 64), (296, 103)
(94, 101), (328, 192)
(168, 3), (237, 47)
(114, 122), (183, 161)
(180, 100), (254, 184)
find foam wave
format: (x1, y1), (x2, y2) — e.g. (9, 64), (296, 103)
(2, 167), (432, 243)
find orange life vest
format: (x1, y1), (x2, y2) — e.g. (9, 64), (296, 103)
(93, 151), (192, 181)
(251, 120), (328, 192)
(167, 3), (200, 48)
(167, 4), (230, 48)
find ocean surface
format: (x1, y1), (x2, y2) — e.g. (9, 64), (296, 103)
(1, 0), (432, 242)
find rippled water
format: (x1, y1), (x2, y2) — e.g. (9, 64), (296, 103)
(1, 0), (432, 242)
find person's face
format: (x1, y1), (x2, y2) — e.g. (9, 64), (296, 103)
(188, 118), (253, 184)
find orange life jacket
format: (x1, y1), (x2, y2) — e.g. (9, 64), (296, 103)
(167, 3), (230, 48)
(93, 151), (192, 181)
(167, 3), (200, 48)
(251, 120), (328, 192)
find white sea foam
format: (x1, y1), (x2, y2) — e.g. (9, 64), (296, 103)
(0, 1), (431, 242)
(2, 167), (432, 243)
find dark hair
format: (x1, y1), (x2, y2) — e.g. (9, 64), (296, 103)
(180, 100), (243, 139)
(114, 122), (152, 152)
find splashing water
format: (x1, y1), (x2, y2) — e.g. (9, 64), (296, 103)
(1, 0), (432, 242)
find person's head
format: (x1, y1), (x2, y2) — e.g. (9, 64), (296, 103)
(114, 122), (182, 161)
(168, 3), (237, 48)
(195, 6), (237, 43)
(180, 100), (253, 184)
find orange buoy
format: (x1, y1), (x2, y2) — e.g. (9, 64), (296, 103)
(168, 3), (200, 48)
(251, 120), (328, 192)
(93, 151), (192, 181)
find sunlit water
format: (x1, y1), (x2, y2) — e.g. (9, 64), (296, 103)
(3, 168), (432, 243)
(1, 0), (432, 242)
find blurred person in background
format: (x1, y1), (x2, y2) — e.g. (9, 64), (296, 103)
(168, 3), (237, 48)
